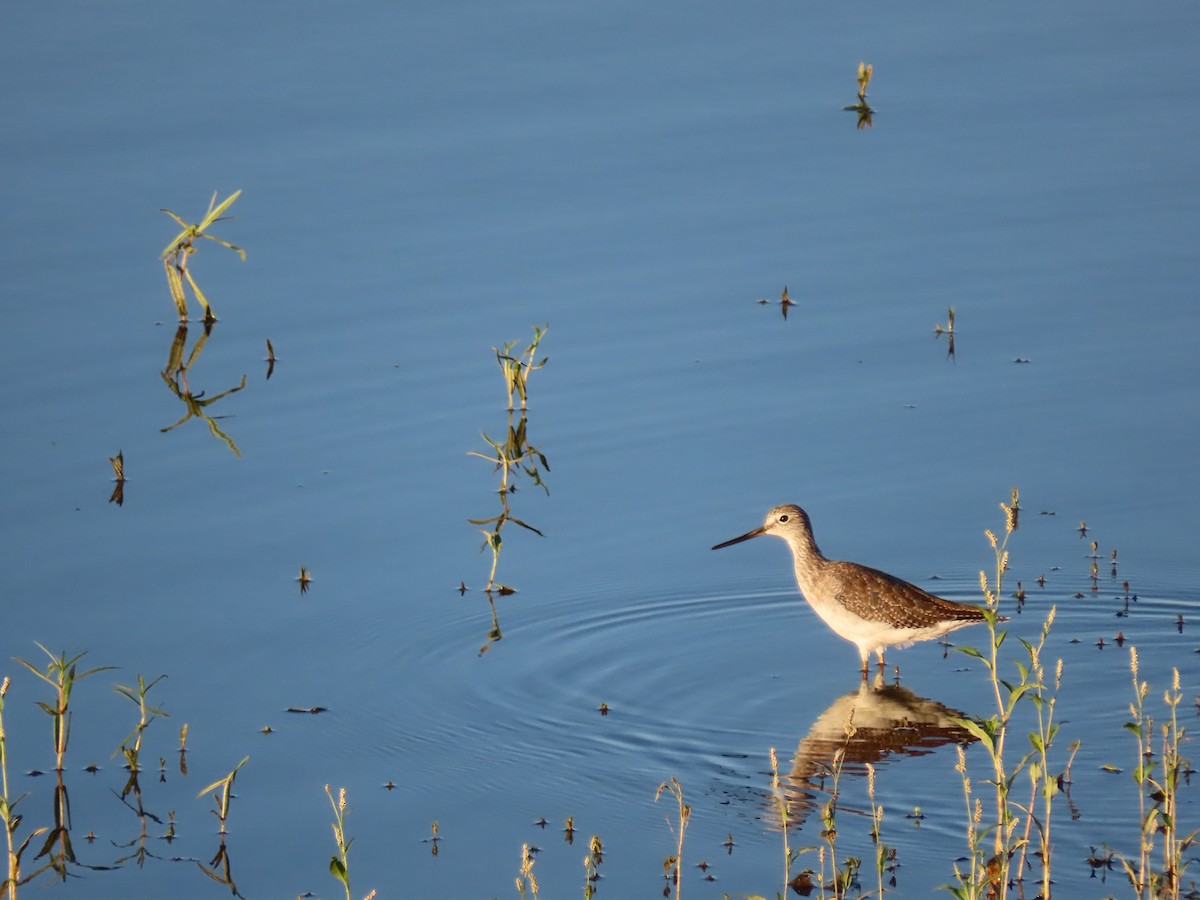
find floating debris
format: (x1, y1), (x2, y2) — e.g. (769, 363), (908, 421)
(109, 450), (126, 506)
(298, 566), (312, 594)
(780, 286), (796, 320)
(285, 706), (328, 715)
(843, 61), (876, 128)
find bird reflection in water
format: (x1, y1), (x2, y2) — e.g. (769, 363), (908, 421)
(780, 676), (975, 829)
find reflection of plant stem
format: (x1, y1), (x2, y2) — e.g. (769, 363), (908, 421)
(467, 413), (549, 593)
(160, 323), (247, 455)
(39, 773), (70, 881)
(160, 371), (247, 456)
(478, 592), (503, 656)
(195, 837), (245, 899)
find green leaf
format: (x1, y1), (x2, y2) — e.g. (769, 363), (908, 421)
(329, 856), (349, 887)
(199, 189), (242, 230)
(955, 717), (997, 754)
(507, 516), (545, 536)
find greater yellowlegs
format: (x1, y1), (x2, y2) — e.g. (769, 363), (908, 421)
(712, 504), (996, 674)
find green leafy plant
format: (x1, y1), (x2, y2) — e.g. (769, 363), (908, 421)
(1116, 653), (1197, 898)
(934, 306), (956, 337)
(516, 842), (539, 900)
(1, 677), (50, 900)
(769, 746), (793, 896)
(948, 490), (1070, 900)
(655, 776), (690, 900)
(197, 757), (249, 836)
(160, 190), (246, 323)
(324, 785), (375, 900)
(866, 762), (892, 899)
(583, 834), (603, 899)
(816, 714), (862, 900)
(465, 327), (552, 651)
(856, 61), (873, 100)
(15, 645), (114, 772)
(495, 324), (549, 412)
(843, 61), (876, 128)
(114, 674), (168, 777)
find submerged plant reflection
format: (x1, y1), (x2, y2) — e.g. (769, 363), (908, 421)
(160, 324), (247, 456)
(465, 326), (551, 654)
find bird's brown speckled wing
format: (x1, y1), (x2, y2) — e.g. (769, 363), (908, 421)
(826, 561), (989, 629)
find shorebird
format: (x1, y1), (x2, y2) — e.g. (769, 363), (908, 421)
(712, 504), (997, 674)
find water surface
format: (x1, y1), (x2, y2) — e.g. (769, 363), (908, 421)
(1, 2), (1197, 897)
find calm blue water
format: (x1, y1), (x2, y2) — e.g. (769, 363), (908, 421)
(2, 2), (1198, 897)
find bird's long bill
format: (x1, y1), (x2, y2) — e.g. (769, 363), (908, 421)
(711, 525), (766, 550)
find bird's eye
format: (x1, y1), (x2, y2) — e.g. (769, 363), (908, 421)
(779, 514), (789, 523)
